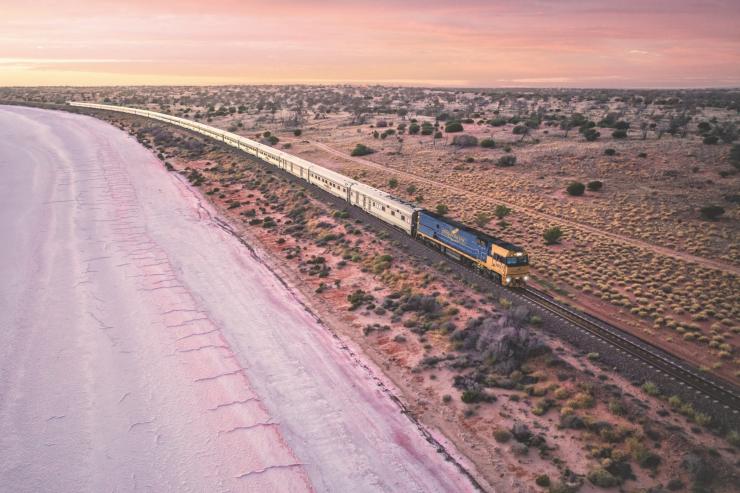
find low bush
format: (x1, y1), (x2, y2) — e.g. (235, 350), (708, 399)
(351, 143), (374, 156)
(493, 428), (511, 443)
(445, 121), (464, 133)
(480, 138), (496, 148)
(699, 205), (724, 220)
(496, 155), (517, 167)
(543, 227), (563, 245)
(587, 180), (603, 191)
(566, 182), (586, 196)
(587, 467), (620, 488)
(451, 134), (478, 147)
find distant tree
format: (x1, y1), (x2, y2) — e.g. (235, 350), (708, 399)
(409, 123), (420, 135)
(436, 204), (449, 215)
(293, 129), (302, 136)
(351, 144), (374, 156)
(494, 204), (511, 219)
(699, 205), (725, 221)
(566, 181), (586, 196)
(496, 155), (517, 167)
(406, 184), (417, 194)
(612, 129), (628, 139)
(587, 180), (603, 191)
(480, 138), (496, 148)
(604, 148), (616, 156)
(543, 227), (563, 245)
(388, 178), (398, 188)
(397, 108), (409, 120)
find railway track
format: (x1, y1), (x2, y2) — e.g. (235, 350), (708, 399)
(517, 286), (740, 414)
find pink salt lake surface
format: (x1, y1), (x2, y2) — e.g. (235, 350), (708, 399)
(0, 106), (480, 492)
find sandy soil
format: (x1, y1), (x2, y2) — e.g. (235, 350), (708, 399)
(0, 106), (478, 492)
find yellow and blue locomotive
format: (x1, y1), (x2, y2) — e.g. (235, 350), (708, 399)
(414, 210), (529, 286)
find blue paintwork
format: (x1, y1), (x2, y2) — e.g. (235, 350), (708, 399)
(417, 211), (490, 262)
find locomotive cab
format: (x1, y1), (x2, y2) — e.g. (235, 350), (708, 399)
(487, 244), (530, 286)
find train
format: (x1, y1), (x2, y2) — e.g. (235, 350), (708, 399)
(68, 101), (530, 286)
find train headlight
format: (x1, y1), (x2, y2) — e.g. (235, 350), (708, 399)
(523, 275), (529, 282)
(505, 276), (511, 284)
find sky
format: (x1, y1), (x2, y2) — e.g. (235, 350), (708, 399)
(2, 0), (740, 88)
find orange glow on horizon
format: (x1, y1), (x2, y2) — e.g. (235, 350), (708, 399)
(2, 0), (740, 88)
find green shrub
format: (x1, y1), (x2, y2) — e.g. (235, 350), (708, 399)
(436, 204), (449, 215)
(351, 143), (374, 156)
(612, 129), (628, 139)
(703, 135), (719, 145)
(543, 227), (563, 245)
(604, 148), (616, 156)
(641, 381), (660, 396)
(494, 204), (511, 219)
(627, 437), (661, 469)
(566, 182), (585, 196)
(293, 129), (302, 136)
(535, 474), (550, 487)
(496, 155), (517, 167)
(388, 178), (398, 188)
(493, 428), (511, 443)
(587, 180), (603, 191)
(445, 121), (463, 133)
(699, 205), (724, 220)
(480, 138), (496, 148)
(451, 134), (478, 147)
(726, 430), (740, 447)
(583, 128), (600, 141)
(587, 467), (620, 487)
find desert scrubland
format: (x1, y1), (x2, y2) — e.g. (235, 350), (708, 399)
(3, 86), (739, 492)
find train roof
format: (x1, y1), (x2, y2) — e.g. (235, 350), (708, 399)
(420, 209), (525, 252)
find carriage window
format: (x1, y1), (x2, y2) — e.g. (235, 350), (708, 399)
(401, 215), (405, 221)
(391, 211), (395, 216)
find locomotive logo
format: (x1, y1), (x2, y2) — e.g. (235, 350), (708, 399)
(442, 227), (465, 244)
